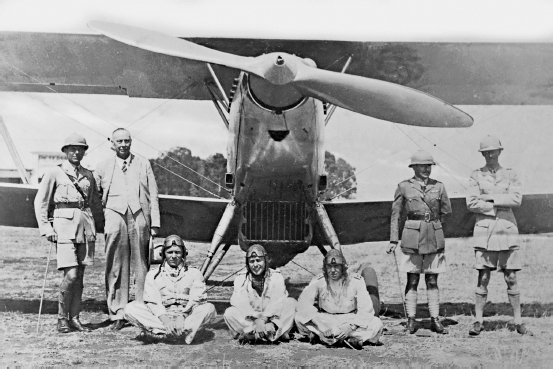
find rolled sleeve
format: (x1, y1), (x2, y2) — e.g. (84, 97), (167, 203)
(351, 278), (375, 329)
(143, 273), (166, 317)
(466, 172), (496, 216)
(230, 274), (260, 319)
(390, 185), (405, 242)
(295, 278), (320, 324)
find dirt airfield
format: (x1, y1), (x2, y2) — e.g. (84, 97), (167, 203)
(1, 226), (552, 367)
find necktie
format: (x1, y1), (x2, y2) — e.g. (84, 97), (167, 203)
(122, 160), (127, 173)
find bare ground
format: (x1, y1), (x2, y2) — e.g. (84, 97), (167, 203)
(1, 226), (552, 367)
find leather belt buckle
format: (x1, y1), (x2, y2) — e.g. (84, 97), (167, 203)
(424, 212), (431, 222)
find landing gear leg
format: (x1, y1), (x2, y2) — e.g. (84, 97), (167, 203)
(200, 200), (239, 276)
(204, 243), (233, 281)
(313, 201), (341, 251)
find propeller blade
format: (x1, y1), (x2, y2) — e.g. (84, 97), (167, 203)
(88, 21), (266, 76)
(291, 64), (473, 127)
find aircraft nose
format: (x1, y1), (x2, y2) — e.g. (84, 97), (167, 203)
(261, 53), (297, 85)
(276, 56), (285, 66)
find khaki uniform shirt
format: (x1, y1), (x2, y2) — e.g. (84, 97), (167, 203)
(230, 269), (288, 320)
(466, 166), (521, 251)
(143, 264), (207, 317)
(296, 272), (375, 329)
(34, 160), (101, 243)
(390, 178), (452, 254)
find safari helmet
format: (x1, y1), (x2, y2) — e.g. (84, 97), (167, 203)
(61, 132), (89, 152)
(478, 135), (503, 152)
(408, 150), (435, 167)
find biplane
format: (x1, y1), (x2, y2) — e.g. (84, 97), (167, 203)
(1, 19), (553, 280)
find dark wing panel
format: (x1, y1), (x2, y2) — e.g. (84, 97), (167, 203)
(157, 195), (238, 243)
(2, 32), (553, 104)
(0, 184), (38, 228)
(0, 183), (235, 243)
(316, 194), (553, 245)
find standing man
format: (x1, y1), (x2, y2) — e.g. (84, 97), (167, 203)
(224, 244), (297, 344)
(295, 249), (383, 349)
(388, 150), (451, 334)
(124, 235), (216, 343)
(34, 133), (102, 333)
(466, 136), (532, 336)
(95, 128), (160, 330)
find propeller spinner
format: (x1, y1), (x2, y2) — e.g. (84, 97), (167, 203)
(88, 21), (473, 128)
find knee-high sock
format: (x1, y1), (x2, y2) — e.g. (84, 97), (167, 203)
(70, 278), (84, 319)
(405, 290), (417, 318)
(507, 290), (521, 325)
(474, 291), (487, 323)
(427, 289), (440, 318)
(59, 278), (73, 319)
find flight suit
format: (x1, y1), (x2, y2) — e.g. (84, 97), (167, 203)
(224, 268), (297, 342)
(467, 166), (522, 270)
(124, 265), (216, 344)
(295, 273), (383, 344)
(390, 177), (452, 273)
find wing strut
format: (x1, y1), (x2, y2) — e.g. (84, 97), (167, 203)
(205, 83), (230, 129)
(0, 116), (30, 184)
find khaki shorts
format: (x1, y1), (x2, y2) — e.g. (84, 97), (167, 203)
(400, 251), (446, 274)
(56, 241), (95, 270)
(474, 249), (522, 271)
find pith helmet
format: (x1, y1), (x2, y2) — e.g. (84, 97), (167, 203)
(61, 133), (89, 152)
(479, 135), (503, 152)
(324, 249), (346, 266)
(409, 150), (435, 167)
(246, 244), (267, 259)
(163, 234), (187, 255)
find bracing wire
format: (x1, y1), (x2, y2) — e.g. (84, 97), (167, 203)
(9, 65), (229, 197)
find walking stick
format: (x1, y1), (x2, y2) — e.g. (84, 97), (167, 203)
(391, 249), (408, 320)
(37, 238), (54, 333)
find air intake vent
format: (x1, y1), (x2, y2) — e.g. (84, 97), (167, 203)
(242, 201), (309, 242)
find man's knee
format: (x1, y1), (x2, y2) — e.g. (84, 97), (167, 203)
(503, 270), (517, 287)
(123, 301), (142, 320)
(425, 274), (438, 289)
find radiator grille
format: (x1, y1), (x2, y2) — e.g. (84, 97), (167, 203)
(242, 201), (309, 242)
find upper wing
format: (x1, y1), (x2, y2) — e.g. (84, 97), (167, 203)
(2, 32), (553, 104)
(316, 194), (553, 245)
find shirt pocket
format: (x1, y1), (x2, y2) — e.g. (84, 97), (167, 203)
(401, 220), (421, 251)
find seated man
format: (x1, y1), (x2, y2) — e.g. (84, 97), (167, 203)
(224, 244), (297, 343)
(295, 249), (384, 349)
(124, 235), (216, 343)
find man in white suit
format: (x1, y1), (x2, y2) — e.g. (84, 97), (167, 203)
(95, 128), (160, 330)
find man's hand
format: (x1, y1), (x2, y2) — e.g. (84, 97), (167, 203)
(46, 232), (57, 243)
(254, 318), (267, 340)
(159, 314), (177, 336)
(151, 227), (159, 237)
(387, 242), (398, 254)
(335, 324), (354, 340)
(312, 316), (333, 337)
(174, 315), (186, 336)
(265, 322), (276, 340)
(479, 194), (494, 202)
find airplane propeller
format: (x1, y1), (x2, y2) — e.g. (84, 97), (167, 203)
(88, 21), (473, 128)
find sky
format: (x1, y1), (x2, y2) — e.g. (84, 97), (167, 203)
(1, 0), (553, 200)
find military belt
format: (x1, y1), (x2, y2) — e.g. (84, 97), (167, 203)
(407, 212), (439, 222)
(55, 201), (89, 210)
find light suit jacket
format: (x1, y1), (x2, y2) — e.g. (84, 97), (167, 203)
(94, 154), (160, 228)
(466, 166), (521, 251)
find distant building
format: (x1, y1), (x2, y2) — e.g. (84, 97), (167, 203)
(0, 152), (66, 185)
(31, 152), (67, 184)
(0, 168), (33, 184)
